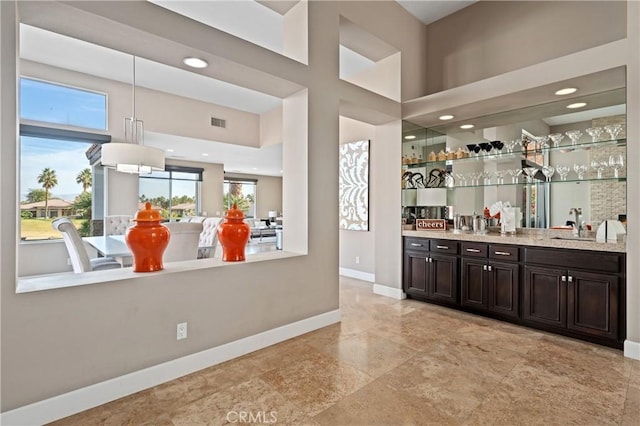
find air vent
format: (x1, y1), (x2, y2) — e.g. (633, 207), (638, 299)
(211, 117), (226, 128)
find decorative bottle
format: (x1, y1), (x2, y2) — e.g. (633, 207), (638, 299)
(125, 202), (170, 272)
(217, 203), (251, 261)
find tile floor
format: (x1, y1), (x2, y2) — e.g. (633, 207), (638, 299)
(51, 276), (639, 425)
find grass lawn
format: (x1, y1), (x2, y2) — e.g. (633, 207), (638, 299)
(21, 218), (85, 241)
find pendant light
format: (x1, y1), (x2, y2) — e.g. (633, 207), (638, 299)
(101, 56), (165, 174)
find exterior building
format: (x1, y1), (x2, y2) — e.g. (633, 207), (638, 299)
(0, 1), (638, 423)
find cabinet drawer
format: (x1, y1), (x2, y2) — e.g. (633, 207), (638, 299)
(462, 242), (488, 258)
(405, 237), (429, 252)
(430, 239), (459, 255)
(489, 245), (519, 261)
(525, 247), (621, 273)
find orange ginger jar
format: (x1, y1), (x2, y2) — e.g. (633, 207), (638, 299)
(125, 202), (170, 272)
(217, 203), (250, 261)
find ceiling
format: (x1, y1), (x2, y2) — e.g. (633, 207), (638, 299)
(19, 1), (475, 176)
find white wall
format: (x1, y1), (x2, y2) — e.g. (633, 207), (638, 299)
(9, 0), (434, 412)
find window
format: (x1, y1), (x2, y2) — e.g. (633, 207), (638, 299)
(20, 78), (107, 130)
(223, 178), (257, 218)
(139, 166), (203, 221)
(18, 78), (108, 241)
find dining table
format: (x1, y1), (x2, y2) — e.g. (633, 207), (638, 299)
(83, 235), (133, 266)
(83, 235), (218, 266)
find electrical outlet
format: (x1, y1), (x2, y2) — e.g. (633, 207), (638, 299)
(177, 322), (187, 340)
(355, 256), (360, 264)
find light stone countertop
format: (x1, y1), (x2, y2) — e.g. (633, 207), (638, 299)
(402, 229), (626, 253)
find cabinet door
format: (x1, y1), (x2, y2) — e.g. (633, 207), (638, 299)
(488, 261), (519, 319)
(429, 254), (458, 304)
(567, 270), (619, 340)
(523, 265), (566, 328)
(461, 258), (487, 309)
(403, 250), (429, 297)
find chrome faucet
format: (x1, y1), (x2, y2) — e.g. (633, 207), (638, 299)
(569, 207), (584, 237)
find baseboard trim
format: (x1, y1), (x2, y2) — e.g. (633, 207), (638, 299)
(339, 267), (375, 282)
(0, 309), (341, 426)
(373, 284), (406, 300)
(624, 339), (640, 360)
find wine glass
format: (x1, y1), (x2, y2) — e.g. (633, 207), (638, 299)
(556, 165), (570, 181)
(481, 170), (492, 185)
(609, 154), (624, 178)
(523, 167), (539, 183)
(494, 170), (506, 185)
(604, 124), (623, 141)
(574, 163), (588, 180)
(536, 135), (550, 149)
(504, 140), (517, 153)
(541, 166), (555, 182)
(478, 142), (492, 156)
(585, 127), (603, 142)
(508, 168), (523, 184)
(549, 133), (565, 148)
(590, 160), (606, 179)
(566, 130), (583, 146)
(454, 172), (467, 187)
(469, 171), (482, 186)
(490, 140), (504, 154)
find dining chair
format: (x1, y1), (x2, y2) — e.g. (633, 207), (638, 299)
(52, 217), (122, 273)
(198, 217), (222, 259)
(162, 222), (203, 263)
(104, 215), (133, 236)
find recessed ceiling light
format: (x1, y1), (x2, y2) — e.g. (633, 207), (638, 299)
(439, 115), (454, 120)
(567, 102), (587, 109)
(202, 153), (209, 156)
(460, 124), (474, 129)
(404, 135), (416, 140)
(280, 170), (283, 173)
(166, 148), (174, 152)
(555, 87), (577, 95)
(183, 57), (208, 68)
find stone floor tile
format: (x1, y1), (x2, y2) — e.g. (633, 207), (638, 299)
(260, 350), (374, 417)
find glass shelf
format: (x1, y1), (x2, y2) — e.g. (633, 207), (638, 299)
(401, 138), (627, 168)
(444, 176), (626, 189)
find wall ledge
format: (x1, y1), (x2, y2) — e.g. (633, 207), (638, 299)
(0, 308), (341, 425)
(17, 250), (304, 293)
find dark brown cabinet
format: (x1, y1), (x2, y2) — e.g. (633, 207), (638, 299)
(403, 238), (458, 305)
(461, 243), (519, 319)
(403, 237), (625, 348)
(524, 266), (619, 340)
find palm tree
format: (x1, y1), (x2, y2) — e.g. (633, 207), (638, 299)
(37, 168), (58, 218)
(76, 168), (92, 192)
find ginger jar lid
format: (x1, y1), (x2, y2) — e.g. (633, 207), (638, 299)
(134, 202), (163, 222)
(224, 203), (245, 221)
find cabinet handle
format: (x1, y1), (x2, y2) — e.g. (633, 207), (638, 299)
(494, 251), (511, 256)
(561, 276), (566, 282)
(410, 243), (424, 247)
(429, 257), (433, 263)
(483, 265), (487, 271)
(466, 248), (481, 253)
(436, 245), (449, 250)
(488, 265), (492, 271)
(568, 276), (573, 282)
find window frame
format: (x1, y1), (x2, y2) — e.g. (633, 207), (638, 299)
(139, 165), (204, 221)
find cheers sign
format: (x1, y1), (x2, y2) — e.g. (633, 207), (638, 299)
(416, 219), (447, 231)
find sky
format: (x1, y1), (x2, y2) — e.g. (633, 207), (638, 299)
(20, 78), (105, 201)
(20, 77), (199, 203)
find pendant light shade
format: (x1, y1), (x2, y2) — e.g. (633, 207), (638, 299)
(101, 56), (165, 174)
